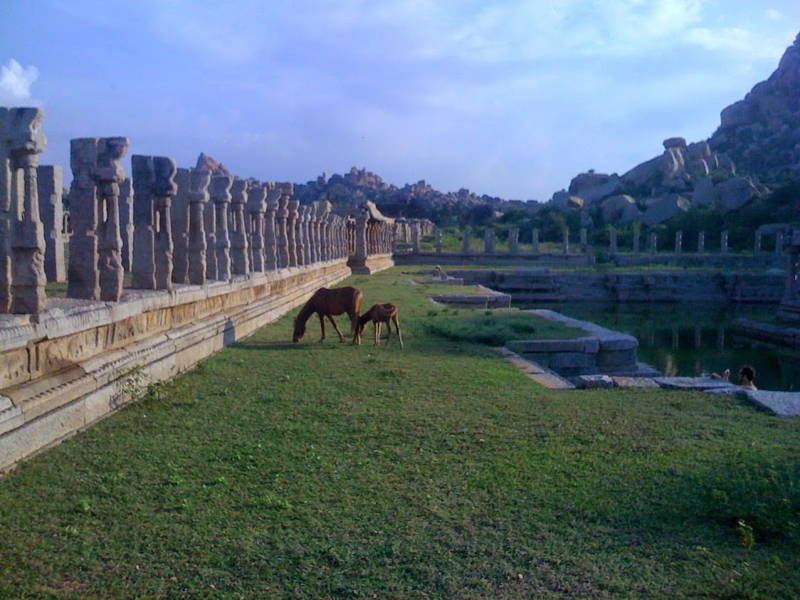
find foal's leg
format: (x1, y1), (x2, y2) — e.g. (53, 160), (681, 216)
(327, 314), (345, 342)
(317, 313), (326, 342)
(374, 322), (380, 345)
(393, 315), (404, 349)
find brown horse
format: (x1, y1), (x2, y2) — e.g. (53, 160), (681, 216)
(293, 286), (364, 343)
(353, 302), (403, 349)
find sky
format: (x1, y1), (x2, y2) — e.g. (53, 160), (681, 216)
(1, 1), (798, 200)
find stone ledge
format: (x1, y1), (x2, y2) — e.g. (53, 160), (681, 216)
(0, 262), (351, 472)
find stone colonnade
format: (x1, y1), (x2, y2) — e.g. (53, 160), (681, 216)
(0, 107), (360, 315)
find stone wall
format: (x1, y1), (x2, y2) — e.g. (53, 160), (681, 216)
(0, 260), (350, 472)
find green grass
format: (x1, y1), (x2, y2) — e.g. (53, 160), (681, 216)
(2, 266), (799, 598)
(426, 309), (584, 346)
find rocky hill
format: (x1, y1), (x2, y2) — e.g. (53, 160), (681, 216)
(548, 32), (800, 228)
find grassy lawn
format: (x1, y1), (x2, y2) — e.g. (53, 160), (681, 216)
(2, 266), (799, 599)
(426, 309), (584, 346)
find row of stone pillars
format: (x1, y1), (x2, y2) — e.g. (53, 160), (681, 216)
(0, 107), (356, 314)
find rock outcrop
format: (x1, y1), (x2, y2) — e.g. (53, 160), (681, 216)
(710, 33), (800, 176)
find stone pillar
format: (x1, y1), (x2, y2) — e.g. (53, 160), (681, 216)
(317, 200), (331, 261)
(434, 228), (442, 254)
(119, 177), (133, 271)
(484, 229), (495, 254)
(307, 203), (318, 264)
(211, 175), (232, 280)
(580, 228), (587, 254)
(247, 182), (266, 273)
(230, 178), (250, 275)
(720, 230), (728, 254)
(287, 199), (298, 268)
(354, 209), (368, 262)
(171, 168), (191, 284)
(95, 137), (129, 301)
(632, 223), (641, 255)
(303, 206), (313, 264)
(264, 185), (279, 270)
(675, 231), (682, 254)
(276, 193), (290, 268)
(609, 226), (617, 254)
(204, 181), (217, 280)
(298, 204), (309, 266)
(754, 231), (762, 256)
(131, 154), (156, 290)
(776, 232), (784, 255)
(411, 222), (421, 253)
(698, 231), (705, 253)
(508, 227), (519, 254)
(461, 226), (471, 254)
(562, 227), (569, 254)
(37, 165), (66, 282)
(532, 228), (540, 254)
(153, 157), (177, 290)
(1, 108), (48, 313)
(187, 169), (210, 285)
(649, 232), (657, 254)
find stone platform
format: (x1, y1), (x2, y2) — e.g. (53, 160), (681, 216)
(0, 260), (351, 472)
(347, 253), (395, 275)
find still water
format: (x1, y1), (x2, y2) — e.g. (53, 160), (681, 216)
(519, 302), (800, 391)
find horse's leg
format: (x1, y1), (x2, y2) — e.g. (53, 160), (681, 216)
(318, 313), (326, 343)
(327, 315), (345, 342)
(385, 318), (392, 345)
(348, 311), (358, 336)
(393, 315), (404, 349)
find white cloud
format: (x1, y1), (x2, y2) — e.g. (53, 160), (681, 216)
(0, 59), (39, 105)
(765, 8), (782, 21)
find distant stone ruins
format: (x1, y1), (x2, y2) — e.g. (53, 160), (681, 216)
(0, 107), (396, 471)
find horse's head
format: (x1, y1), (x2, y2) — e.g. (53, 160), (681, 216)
(292, 316), (306, 343)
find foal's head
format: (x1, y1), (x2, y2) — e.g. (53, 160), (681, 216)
(292, 317), (306, 343)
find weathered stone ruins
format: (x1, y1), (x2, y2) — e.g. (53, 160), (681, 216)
(0, 107), (395, 471)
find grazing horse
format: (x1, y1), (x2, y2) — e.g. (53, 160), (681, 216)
(353, 302), (403, 348)
(293, 286), (363, 343)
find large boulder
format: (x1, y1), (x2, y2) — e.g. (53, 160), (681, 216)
(691, 176), (716, 208)
(641, 194), (690, 225)
(601, 194), (636, 223)
(715, 177), (760, 213)
(568, 172), (622, 206)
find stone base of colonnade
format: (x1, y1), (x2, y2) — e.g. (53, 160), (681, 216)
(347, 253), (395, 275)
(0, 259), (351, 473)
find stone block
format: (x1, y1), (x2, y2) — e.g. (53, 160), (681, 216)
(611, 376), (659, 389)
(573, 374), (615, 389)
(654, 377), (736, 391)
(744, 390), (800, 417)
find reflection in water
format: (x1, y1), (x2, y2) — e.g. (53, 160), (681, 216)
(520, 302), (800, 391)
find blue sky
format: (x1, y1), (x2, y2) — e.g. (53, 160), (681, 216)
(1, 1), (798, 200)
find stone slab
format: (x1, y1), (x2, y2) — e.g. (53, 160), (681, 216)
(743, 390), (800, 417)
(612, 376), (660, 389)
(573, 374), (615, 389)
(654, 377), (737, 391)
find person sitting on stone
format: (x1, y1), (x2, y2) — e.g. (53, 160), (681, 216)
(739, 365), (757, 390)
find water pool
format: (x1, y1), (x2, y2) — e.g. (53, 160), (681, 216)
(517, 302), (800, 391)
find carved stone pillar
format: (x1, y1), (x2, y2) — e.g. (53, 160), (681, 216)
(675, 231), (683, 254)
(562, 227), (570, 254)
(698, 231), (705, 253)
(153, 157), (177, 290)
(69, 138), (102, 298)
(531, 228), (540, 254)
(1, 108), (48, 313)
(95, 137), (128, 301)
(37, 165), (66, 282)
(204, 180), (217, 280)
(211, 175), (232, 280)
(508, 227), (519, 254)
(295, 203), (307, 266)
(230, 178), (250, 275)
(119, 177), (133, 271)
(307, 205), (318, 264)
(354, 210), (368, 261)
(287, 198), (298, 268)
(435, 228), (443, 254)
(484, 229), (495, 254)
(171, 168), (191, 284)
(276, 193), (290, 269)
(316, 200), (332, 261)
(461, 226), (471, 254)
(264, 185), (279, 270)
(247, 182), (266, 273)
(188, 169), (210, 285)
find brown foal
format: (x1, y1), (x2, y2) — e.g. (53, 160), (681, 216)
(353, 302), (404, 348)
